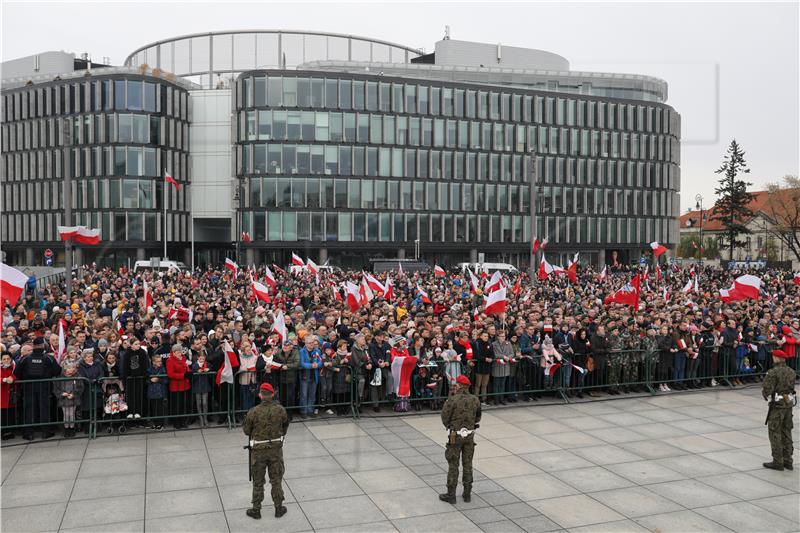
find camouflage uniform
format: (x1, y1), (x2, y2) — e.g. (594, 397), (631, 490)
(607, 333), (624, 390)
(242, 397), (289, 512)
(441, 388), (481, 498)
(641, 334), (659, 385)
(621, 331), (642, 386)
(761, 360), (796, 469)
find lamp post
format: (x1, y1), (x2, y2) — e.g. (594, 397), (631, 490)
(63, 119), (73, 302)
(695, 194), (704, 266)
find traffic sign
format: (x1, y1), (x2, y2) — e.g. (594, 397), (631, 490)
(44, 248), (53, 258)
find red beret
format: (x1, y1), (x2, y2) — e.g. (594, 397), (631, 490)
(259, 383), (275, 393)
(456, 375), (471, 387)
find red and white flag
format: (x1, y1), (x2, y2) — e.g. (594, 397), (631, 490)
(521, 289), (532, 304)
(650, 242), (667, 257)
(164, 171), (180, 190)
(538, 257), (564, 281)
(485, 271), (504, 293)
(224, 258), (239, 275)
(434, 265), (446, 277)
(58, 225), (100, 245)
(345, 281), (361, 312)
(216, 340), (239, 385)
(793, 272), (800, 285)
(241, 231), (252, 243)
(143, 279), (153, 309)
(391, 353), (417, 397)
(0, 263), (28, 312)
(604, 274), (641, 308)
(485, 287), (508, 316)
(720, 284), (742, 303)
(416, 284), (431, 304)
(681, 279), (694, 294)
(272, 310), (288, 342)
(663, 286), (670, 303)
(291, 253), (304, 267)
(533, 238), (541, 253)
(332, 284), (343, 302)
(55, 319), (67, 364)
(733, 274), (761, 300)
(363, 272), (385, 294)
(359, 279), (374, 306)
(383, 277), (394, 300)
(599, 266), (608, 282)
(467, 268), (481, 294)
(262, 265), (277, 289)
(272, 263), (286, 276)
(251, 276), (271, 303)
(565, 261), (578, 284)
(306, 258), (319, 277)
(511, 277), (521, 296)
(655, 264), (663, 282)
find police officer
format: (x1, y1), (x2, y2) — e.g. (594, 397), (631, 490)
(14, 337), (61, 440)
(243, 382), (289, 519)
(439, 374), (481, 504)
(761, 349), (796, 471)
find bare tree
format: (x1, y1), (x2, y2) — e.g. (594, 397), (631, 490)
(763, 175), (800, 263)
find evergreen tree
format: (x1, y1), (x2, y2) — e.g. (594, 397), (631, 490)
(712, 140), (754, 261)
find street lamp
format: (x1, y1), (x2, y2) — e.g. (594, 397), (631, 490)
(695, 194), (704, 266)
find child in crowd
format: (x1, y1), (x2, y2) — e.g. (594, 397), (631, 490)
(146, 354), (167, 430)
(191, 353), (213, 427)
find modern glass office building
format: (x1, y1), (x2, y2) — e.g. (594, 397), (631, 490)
(1, 30), (680, 269)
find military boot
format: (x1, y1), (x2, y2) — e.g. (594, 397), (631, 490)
(462, 486), (472, 503)
(439, 492), (456, 504)
(246, 508), (262, 519)
(763, 461), (784, 471)
(784, 463), (793, 471)
(275, 505), (288, 518)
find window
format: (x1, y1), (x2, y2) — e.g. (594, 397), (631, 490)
(127, 81), (143, 111)
(114, 80), (126, 109)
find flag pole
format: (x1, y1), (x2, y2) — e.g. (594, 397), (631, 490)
(163, 170), (167, 260)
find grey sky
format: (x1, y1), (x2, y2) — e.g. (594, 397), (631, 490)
(2, 1), (798, 212)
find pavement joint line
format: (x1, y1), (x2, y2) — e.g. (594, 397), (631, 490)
(141, 434), (148, 533)
(200, 427), (231, 533)
(56, 430), (90, 532)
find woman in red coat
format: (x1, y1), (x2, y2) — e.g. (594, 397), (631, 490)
(1, 353), (18, 440)
(165, 344), (191, 429)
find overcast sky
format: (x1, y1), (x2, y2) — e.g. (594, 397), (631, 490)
(2, 1), (798, 212)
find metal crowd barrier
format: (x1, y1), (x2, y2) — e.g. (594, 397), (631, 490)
(2, 348), (794, 442)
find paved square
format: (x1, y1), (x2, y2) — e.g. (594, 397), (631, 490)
(2, 387), (798, 532)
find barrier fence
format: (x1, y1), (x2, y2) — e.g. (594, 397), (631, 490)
(1, 349), (795, 441)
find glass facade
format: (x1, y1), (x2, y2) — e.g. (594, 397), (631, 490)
(234, 71), (680, 264)
(0, 74), (191, 261)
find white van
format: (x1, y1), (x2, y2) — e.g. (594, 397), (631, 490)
(133, 260), (187, 273)
(287, 264), (342, 276)
(458, 262), (519, 275)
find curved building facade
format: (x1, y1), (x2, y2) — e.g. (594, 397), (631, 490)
(0, 69), (191, 266)
(1, 31), (680, 269)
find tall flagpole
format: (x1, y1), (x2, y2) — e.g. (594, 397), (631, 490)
(163, 170), (167, 260)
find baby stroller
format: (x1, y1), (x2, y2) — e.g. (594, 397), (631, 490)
(103, 381), (129, 434)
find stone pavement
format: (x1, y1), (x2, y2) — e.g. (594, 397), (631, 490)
(1, 387), (798, 533)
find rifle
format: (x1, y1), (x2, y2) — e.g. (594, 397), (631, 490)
(243, 442), (252, 481)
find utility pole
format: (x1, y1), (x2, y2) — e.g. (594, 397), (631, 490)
(528, 151), (538, 278)
(63, 119), (73, 302)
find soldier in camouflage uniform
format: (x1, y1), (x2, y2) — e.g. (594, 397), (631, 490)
(439, 374), (481, 504)
(761, 349), (796, 471)
(641, 326), (660, 388)
(243, 382), (290, 519)
(621, 320), (642, 392)
(607, 323), (624, 395)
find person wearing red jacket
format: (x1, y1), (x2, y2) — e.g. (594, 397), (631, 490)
(166, 344), (192, 429)
(781, 326), (797, 359)
(1, 353), (18, 440)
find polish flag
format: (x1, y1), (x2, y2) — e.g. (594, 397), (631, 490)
(360, 279), (374, 306)
(650, 242), (667, 257)
(272, 263), (286, 276)
(511, 277), (521, 296)
(681, 279), (694, 293)
(164, 171), (180, 190)
(55, 319), (67, 364)
(363, 272), (385, 294)
(272, 310), (288, 342)
(485, 287), (508, 316)
(345, 281), (361, 312)
(306, 258), (319, 277)
(416, 284), (431, 304)
(733, 274), (761, 300)
(655, 264), (662, 282)
(467, 268), (481, 294)
(538, 257), (564, 281)
(383, 277), (394, 300)
(533, 238), (541, 253)
(241, 231), (252, 243)
(793, 272), (800, 285)
(599, 266), (607, 282)
(143, 279), (153, 309)
(57, 226), (80, 241)
(485, 271), (504, 293)
(720, 284), (742, 303)
(434, 265), (446, 277)
(58, 226), (101, 245)
(1, 263), (28, 312)
(521, 289), (532, 304)
(262, 265), (277, 289)
(291, 253), (304, 267)
(251, 276), (271, 303)
(216, 340), (239, 385)
(565, 261), (578, 284)
(224, 258), (239, 275)
(391, 353), (417, 397)
(604, 274), (641, 308)
(663, 287), (670, 303)
(332, 284), (343, 302)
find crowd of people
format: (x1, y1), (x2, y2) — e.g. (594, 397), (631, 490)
(1, 258), (798, 442)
